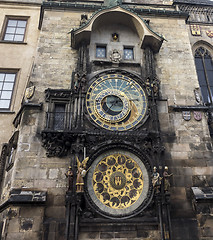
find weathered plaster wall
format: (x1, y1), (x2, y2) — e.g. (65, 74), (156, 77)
(0, 3), (40, 144)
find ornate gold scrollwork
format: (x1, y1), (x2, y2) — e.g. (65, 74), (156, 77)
(92, 153), (143, 209)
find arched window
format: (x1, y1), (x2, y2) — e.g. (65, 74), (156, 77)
(195, 47), (213, 104)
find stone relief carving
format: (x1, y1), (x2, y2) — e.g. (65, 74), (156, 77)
(110, 49), (122, 63)
(194, 88), (202, 105)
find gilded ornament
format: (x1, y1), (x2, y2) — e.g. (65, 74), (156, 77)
(190, 25), (201, 36)
(112, 33), (119, 42)
(25, 86), (35, 99)
(92, 153), (143, 209)
(163, 166), (173, 192)
(76, 156), (89, 192)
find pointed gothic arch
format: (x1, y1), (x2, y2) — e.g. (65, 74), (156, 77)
(193, 43), (213, 104)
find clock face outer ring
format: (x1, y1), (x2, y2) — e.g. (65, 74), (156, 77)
(86, 74), (148, 131)
(86, 149), (150, 218)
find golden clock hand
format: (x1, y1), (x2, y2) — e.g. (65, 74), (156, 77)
(104, 102), (115, 113)
(119, 92), (139, 101)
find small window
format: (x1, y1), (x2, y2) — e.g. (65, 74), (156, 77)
(6, 131), (19, 171)
(3, 18), (27, 42)
(124, 47), (134, 60)
(53, 103), (66, 130)
(7, 147), (15, 169)
(44, 89), (71, 130)
(96, 45), (106, 58)
(0, 72), (17, 110)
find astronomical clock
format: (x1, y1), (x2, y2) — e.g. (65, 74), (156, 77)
(86, 74), (148, 131)
(40, 2), (169, 239)
(86, 149), (150, 218)
(83, 71), (153, 219)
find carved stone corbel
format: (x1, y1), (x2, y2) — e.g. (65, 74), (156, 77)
(41, 132), (73, 157)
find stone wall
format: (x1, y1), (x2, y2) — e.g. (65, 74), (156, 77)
(0, 206), (45, 240)
(0, 4), (41, 228)
(0, 9), (84, 240)
(154, 14), (213, 240)
(27, 8), (200, 240)
(32, 10), (82, 101)
(79, 223), (160, 240)
(187, 22), (213, 240)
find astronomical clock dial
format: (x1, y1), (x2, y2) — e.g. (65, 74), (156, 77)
(86, 150), (150, 218)
(86, 74), (148, 131)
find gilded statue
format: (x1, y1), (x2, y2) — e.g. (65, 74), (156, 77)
(163, 166), (173, 192)
(76, 156), (89, 192)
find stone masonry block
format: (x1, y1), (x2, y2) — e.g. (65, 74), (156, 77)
(23, 231), (41, 240)
(45, 206), (65, 219)
(20, 207), (44, 218)
(6, 233), (24, 240)
(79, 232), (100, 239)
(53, 195), (65, 206)
(114, 231), (137, 238)
(7, 218), (20, 233)
(20, 218), (33, 232)
(32, 217), (43, 232)
(15, 168), (47, 180)
(201, 227), (213, 237)
(49, 169), (59, 179)
(170, 151), (189, 160)
(193, 167), (213, 175)
(100, 232), (115, 239)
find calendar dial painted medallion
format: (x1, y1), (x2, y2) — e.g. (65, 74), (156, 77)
(86, 74), (148, 131)
(86, 150), (150, 217)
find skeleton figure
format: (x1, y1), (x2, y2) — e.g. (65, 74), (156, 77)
(76, 156), (89, 192)
(152, 166), (162, 193)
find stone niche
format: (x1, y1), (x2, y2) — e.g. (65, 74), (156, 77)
(89, 20), (142, 63)
(71, 5), (164, 53)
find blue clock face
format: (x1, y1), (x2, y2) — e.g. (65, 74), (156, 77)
(86, 74), (148, 131)
(102, 95), (123, 115)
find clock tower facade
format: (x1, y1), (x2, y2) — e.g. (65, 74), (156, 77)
(1, 1), (213, 240)
(56, 3), (167, 239)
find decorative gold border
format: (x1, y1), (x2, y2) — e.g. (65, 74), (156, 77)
(86, 74), (148, 131)
(86, 149), (150, 217)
